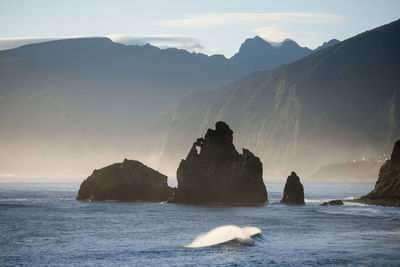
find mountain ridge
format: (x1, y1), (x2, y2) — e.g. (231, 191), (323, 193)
(152, 19), (400, 177)
(0, 34), (334, 176)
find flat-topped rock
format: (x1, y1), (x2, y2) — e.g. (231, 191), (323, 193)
(77, 159), (173, 201)
(281, 171), (305, 204)
(168, 121), (268, 205)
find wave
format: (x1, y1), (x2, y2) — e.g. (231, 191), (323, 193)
(184, 225), (261, 248)
(305, 199), (330, 203)
(305, 196), (354, 203)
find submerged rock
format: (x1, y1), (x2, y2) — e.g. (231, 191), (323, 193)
(169, 121), (268, 205)
(281, 171), (305, 204)
(359, 140), (400, 206)
(320, 200), (344, 206)
(76, 159), (173, 201)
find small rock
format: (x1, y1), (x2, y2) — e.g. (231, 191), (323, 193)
(320, 200), (344, 206)
(281, 171), (305, 204)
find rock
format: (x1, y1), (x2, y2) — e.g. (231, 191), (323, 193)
(168, 121), (268, 205)
(76, 159), (173, 201)
(359, 140), (400, 206)
(321, 200), (344, 206)
(329, 200), (344, 205)
(281, 171), (305, 204)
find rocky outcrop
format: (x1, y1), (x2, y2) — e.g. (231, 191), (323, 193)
(281, 172), (305, 204)
(76, 159), (173, 201)
(321, 200), (344, 206)
(359, 140), (400, 206)
(168, 121), (268, 205)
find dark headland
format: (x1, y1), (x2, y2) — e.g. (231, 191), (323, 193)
(351, 140), (400, 207)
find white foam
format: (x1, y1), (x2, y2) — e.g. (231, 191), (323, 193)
(305, 199), (330, 203)
(184, 225), (261, 248)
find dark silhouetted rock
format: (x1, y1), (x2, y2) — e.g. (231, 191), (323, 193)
(76, 159), (173, 201)
(359, 140), (400, 206)
(281, 171), (305, 204)
(321, 200), (344, 206)
(168, 121), (268, 205)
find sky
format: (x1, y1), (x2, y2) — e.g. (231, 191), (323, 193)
(0, 0), (399, 57)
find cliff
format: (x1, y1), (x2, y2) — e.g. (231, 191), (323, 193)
(360, 140), (400, 206)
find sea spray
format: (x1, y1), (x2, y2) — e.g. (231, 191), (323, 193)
(184, 225), (261, 248)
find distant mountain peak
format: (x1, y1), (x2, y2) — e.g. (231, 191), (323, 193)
(230, 36), (312, 70)
(238, 36), (305, 53)
(313, 39), (340, 52)
(280, 38), (302, 48)
(281, 38), (296, 44)
(238, 36), (271, 52)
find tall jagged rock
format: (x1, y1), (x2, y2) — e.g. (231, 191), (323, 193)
(77, 159), (173, 201)
(361, 140), (400, 206)
(169, 121), (268, 205)
(281, 171), (305, 204)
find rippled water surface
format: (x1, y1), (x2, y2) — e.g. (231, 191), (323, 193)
(1, 181), (400, 266)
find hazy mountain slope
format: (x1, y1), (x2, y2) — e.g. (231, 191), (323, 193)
(0, 36), (317, 176)
(153, 19), (400, 177)
(308, 161), (382, 181)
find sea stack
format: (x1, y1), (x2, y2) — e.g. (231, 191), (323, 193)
(281, 171), (305, 204)
(360, 140), (400, 206)
(169, 121), (268, 205)
(76, 159), (173, 201)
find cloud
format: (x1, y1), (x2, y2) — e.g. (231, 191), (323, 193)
(107, 34), (209, 53)
(108, 34), (199, 46)
(251, 26), (317, 47)
(160, 12), (348, 27)
(0, 34), (211, 54)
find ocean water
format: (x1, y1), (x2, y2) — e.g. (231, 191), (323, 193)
(1, 181), (400, 266)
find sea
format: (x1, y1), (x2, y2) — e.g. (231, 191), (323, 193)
(1, 181), (399, 266)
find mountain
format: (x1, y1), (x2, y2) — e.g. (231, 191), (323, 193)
(152, 19), (400, 177)
(230, 37), (312, 71)
(313, 39), (340, 52)
(0, 36), (316, 176)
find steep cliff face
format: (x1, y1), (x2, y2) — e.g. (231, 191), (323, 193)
(169, 121), (268, 205)
(362, 140), (400, 204)
(153, 19), (400, 178)
(77, 159), (173, 201)
(281, 171), (305, 204)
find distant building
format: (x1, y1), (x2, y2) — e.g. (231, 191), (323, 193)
(353, 155), (388, 164)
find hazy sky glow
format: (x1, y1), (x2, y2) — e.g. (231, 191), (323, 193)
(0, 0), (399, 56)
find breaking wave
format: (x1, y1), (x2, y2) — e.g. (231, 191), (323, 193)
(184, 225), (261, 248)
